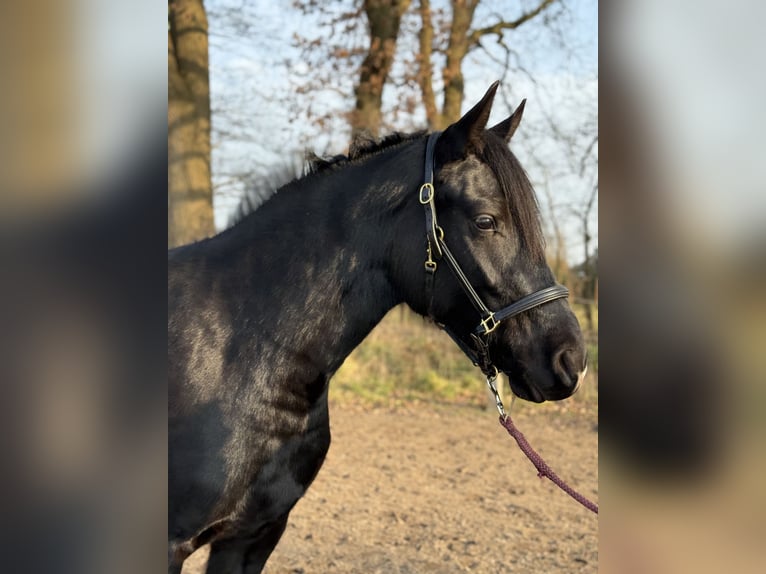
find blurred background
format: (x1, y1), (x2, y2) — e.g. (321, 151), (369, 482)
(599, 2), (766, 572)
(0, 0), (764, 572)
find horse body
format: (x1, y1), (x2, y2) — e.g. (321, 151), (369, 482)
(169, 83), (587, 573)
(169, 142), (425, 571)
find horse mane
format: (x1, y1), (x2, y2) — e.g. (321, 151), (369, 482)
(478, 132), (546, 261)
(228, 130), (425, 227)
(305, 130), (425, 174)
(226, 158), (305, 228)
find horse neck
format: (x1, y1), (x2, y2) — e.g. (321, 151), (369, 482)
(222, 141), (423, 375)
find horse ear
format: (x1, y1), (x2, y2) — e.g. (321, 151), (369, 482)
(439, 81), (500, 160)
(489, 99), (526, 142)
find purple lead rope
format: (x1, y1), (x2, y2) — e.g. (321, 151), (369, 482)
(485, 373), (598, 515)
(499, 414), (598, 514)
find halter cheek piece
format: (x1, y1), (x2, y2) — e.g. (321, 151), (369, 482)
(420, 131), (570, 377)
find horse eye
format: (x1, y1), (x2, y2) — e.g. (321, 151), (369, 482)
(474, 215), (496, 231)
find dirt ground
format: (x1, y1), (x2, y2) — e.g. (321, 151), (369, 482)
(182, 400), (598, 573)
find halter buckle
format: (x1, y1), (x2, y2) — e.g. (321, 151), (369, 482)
(424, 242), (437, 273)
(479, 313), (500, 335)
(419, 183), (434, 204)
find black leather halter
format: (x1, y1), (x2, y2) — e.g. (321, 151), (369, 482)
(419, 131), (570, 376)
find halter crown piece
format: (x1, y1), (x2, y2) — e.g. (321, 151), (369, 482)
(419, 132), (570, 377)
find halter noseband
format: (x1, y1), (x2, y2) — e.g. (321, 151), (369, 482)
(419, 131), (570, 376)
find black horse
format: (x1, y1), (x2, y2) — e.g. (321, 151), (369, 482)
(168, 83), (586, 573)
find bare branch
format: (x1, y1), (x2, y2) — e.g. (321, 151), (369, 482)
(579, 133), (598, 177)
(468, 0), (558, 47)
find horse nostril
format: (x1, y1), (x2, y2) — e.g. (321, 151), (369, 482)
(553, 347), (582, 388)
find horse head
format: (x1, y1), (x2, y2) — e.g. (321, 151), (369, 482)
(396, 83), (587, 403)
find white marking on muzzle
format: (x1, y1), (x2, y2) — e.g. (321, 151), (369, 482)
(574, 365), (588, 394)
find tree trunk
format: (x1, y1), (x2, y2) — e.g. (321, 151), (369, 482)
(441, 0), (477, 126)
(352, 0), (412, 137)
(418, 0), (440, 129)
(417, 0), (479, 129)
(417, 0), (558, 129)
(168, 0), (215, 248)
